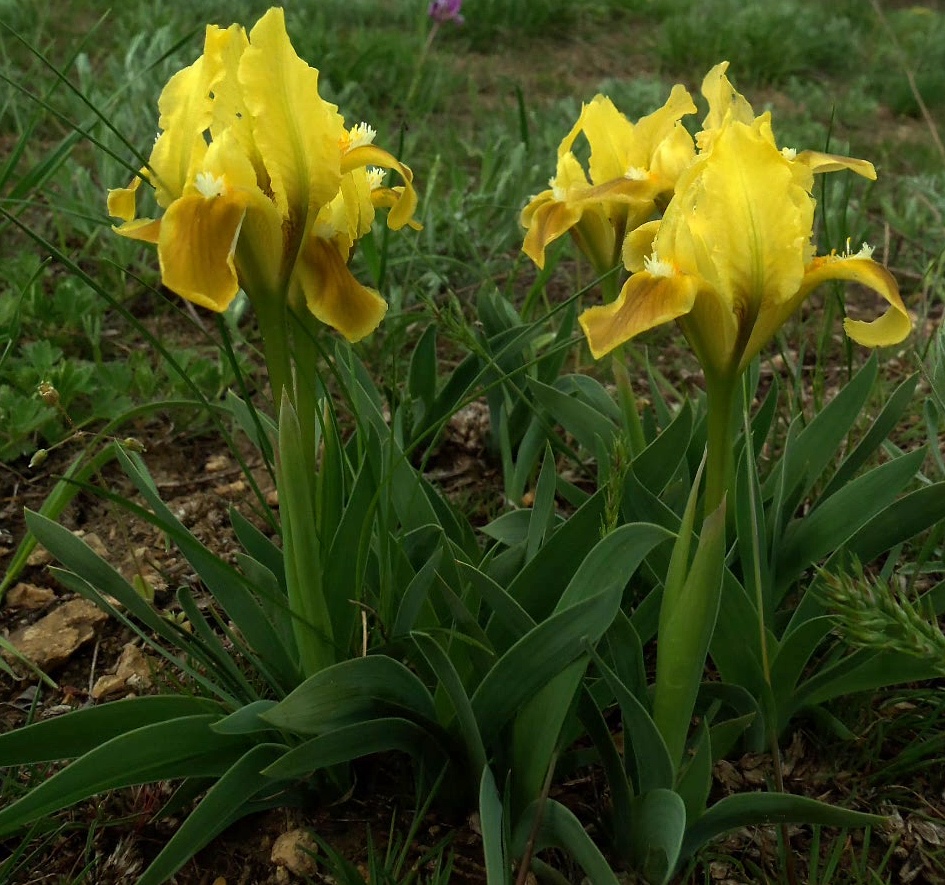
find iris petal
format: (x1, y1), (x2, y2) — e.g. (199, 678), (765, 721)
(577, 95), (637, 185)
(698, 61), (756, 150)
(107, 172), (146, 223)
(294, 236), (388, 342)
(631, 84), (697, 170)
(158, 194), (246, 311)
(579, 270), (699, 359)
(802, 255), (911, 347)
(622, 221), (661, 273)
(239, 7), (344, 225)
(113, 217), (162, 244)
(148, 29), (226, 208)
(793, 150), (876, 180)
(522, 200), (583, 268)
(342, 144), (418, 230)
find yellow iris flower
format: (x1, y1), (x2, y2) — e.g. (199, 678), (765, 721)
(107, 7), (418, 342)
(521, 86), (697, 275)
(580, 63), (911, 380)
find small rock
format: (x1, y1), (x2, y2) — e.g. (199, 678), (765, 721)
(270, 828), (318, 877)
(91, 674), (126, 699)
(26, 530), (108, 568)
(205, 455), (230, 472)
(266, 489), (279, 507)
(80, 532), (109, 559)
(214, 479), (246, 496)
(91, 643), (154, 699)
(5, 599), (108, 672)
(26, 545), (53, 568)
(6, 583), (56, 611)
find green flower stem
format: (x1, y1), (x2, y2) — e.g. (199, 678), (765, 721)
(596, 262), (646, 458)
(289, 310), (323, 488)
(277, 389), (331, 676)
(704, 376), (737, 517)
(613, 355), (646, 458)
(254, 299), (292, 419)
(256, 295), (332, 677)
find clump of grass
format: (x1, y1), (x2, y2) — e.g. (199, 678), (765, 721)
(460, 0), (582, 49)
(656, 0), (860, 86)
(873, 7), (945, 119)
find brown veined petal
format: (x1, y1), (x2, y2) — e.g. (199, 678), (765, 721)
(522, 199), (583, 269)
(579, 269), (699, 360)
(800, 253), (911, 347)
(293, 236), (388, 342)
(158, 193), (246, 312)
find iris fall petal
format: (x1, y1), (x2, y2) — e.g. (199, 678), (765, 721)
(294, 236), (388, 342)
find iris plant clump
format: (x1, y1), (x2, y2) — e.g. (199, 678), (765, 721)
(1, 8), (939, 885)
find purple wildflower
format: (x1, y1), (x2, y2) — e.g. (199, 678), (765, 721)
(428, 0), (464, 25)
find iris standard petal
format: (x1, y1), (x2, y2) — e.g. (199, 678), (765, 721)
(578, 95), (637, 185)
(148, 29), (226, 208)
(649, 122), (697, 191)
(293, 236), (388, 342)
(239, 7), (344, 225)
(801, 253), (912, 347)
(207, 25), (259, 163)
(158, 194), (246, 311)
(698, 61), (757, 152)
(579, 269), (699, 359)
(630, 84), (697, 169)
(684, 122), (810, 318)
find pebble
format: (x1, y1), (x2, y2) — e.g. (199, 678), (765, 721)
(5, 598), (107, 672)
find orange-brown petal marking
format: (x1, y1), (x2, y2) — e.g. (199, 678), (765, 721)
(579, 266), (699, 359)
(293, 236), (388, 342)
(522, 200), (584, 269)
(158, 193), (246, 312)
